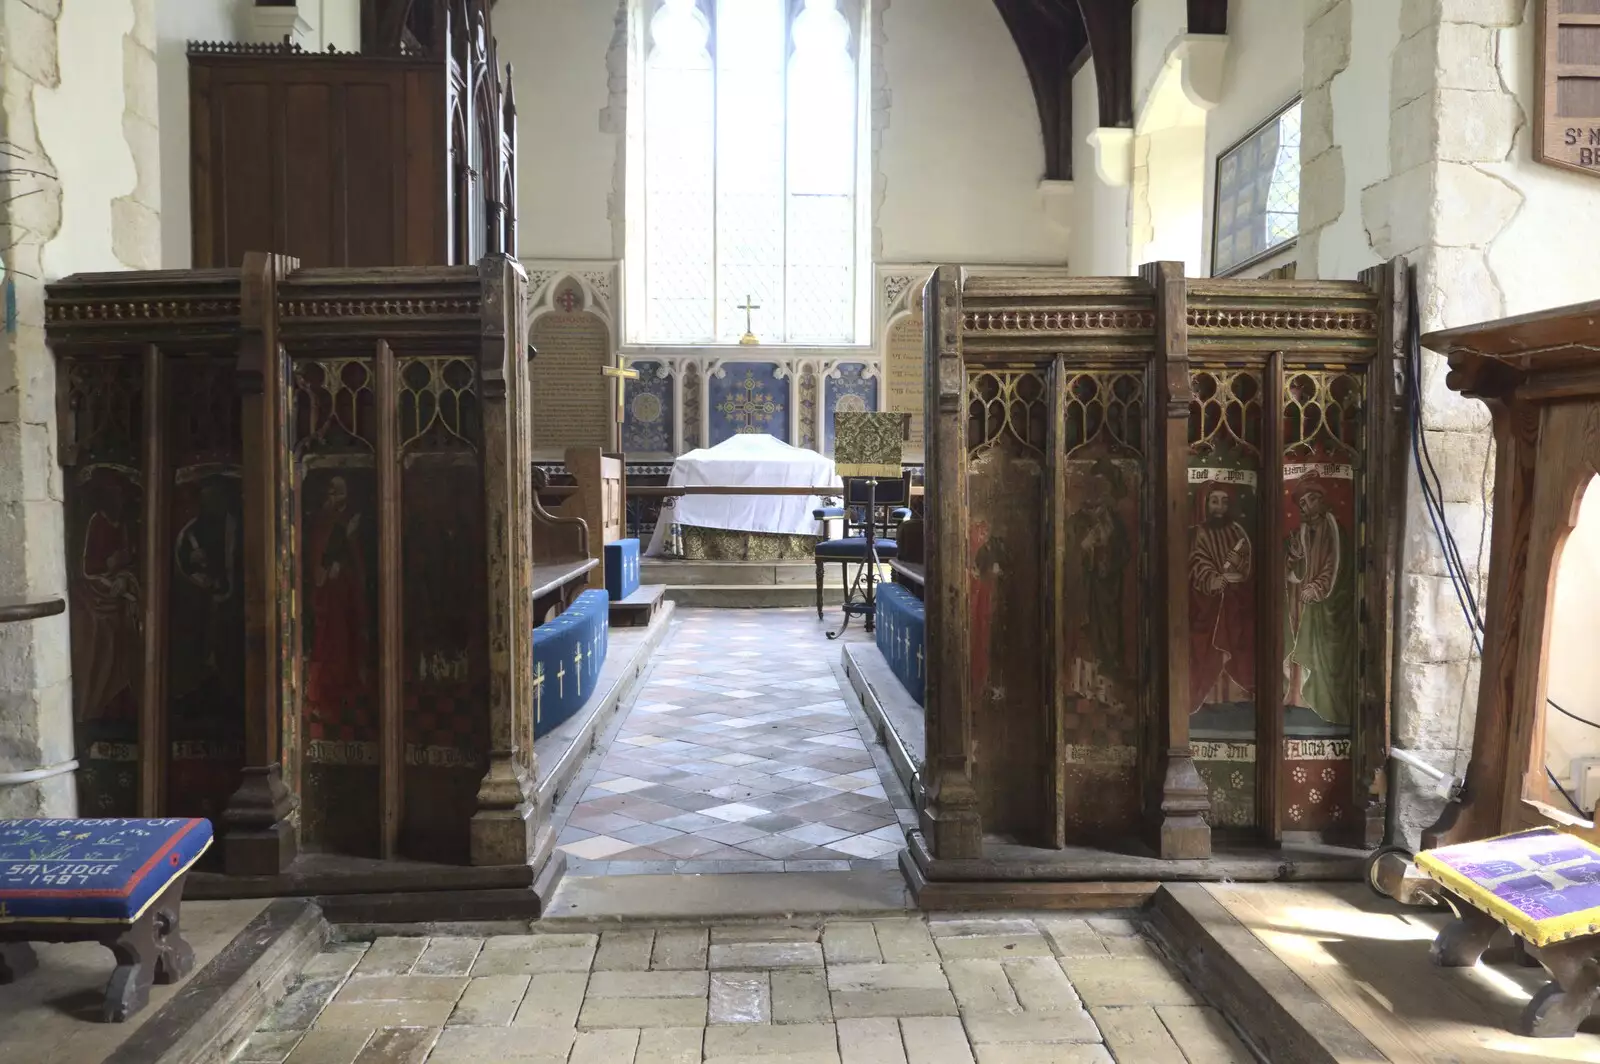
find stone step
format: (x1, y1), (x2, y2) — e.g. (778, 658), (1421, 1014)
(642, 560), (826, 586)
(663, 584), (840, 609)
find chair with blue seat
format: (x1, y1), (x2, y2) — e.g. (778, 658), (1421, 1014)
(813, 475), (911, 623)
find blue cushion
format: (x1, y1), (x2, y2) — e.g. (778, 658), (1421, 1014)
(0, 817), (213, 923)
(816, 536), (899, 559)
(875, 583), (925, 706)
(533, 589), (609, 737)
(890, 507), (912, 522)
(605, 538), (641, 601)
(813, 506), (847, 520)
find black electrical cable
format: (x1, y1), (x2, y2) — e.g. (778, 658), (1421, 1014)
(1402, 271), (1588, 817)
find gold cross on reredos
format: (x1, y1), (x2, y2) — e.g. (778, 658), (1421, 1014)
(738, 294), (761, 346)
(601, 353), (641, 427)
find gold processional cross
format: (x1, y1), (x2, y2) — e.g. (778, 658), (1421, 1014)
(739, 294), (761, 346)
(601, 353), (640, 448)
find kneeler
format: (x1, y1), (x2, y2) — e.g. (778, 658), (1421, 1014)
(1416, 826), (1600, 1038)
(0, 817), (212, 1021)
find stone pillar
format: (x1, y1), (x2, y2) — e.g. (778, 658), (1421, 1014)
(0, 0), (160, 819)
(1300, 0), (1600, 846)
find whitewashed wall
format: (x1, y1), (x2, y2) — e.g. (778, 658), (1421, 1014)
(157, 0), (246, 267)
(876, 0), (1067, 264)
(497, 0), (620, 262)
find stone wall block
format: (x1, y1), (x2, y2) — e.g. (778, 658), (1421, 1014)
(1431, 162), (1522, 247)
(1361, 165), (1433, 260)
(1392, 658), (1479, 750)
(1304, 0), (1354, 89)
(123, 113), (160, 212)
(122, 35), (158, 124)
(111, 195), (160, 271)
(1400, 0), (1443, 38)
(0, 770), (75, 821)
(1300, 84), (1335, 163)
(1435, 21), (1502, 91)
(129, 0), (155, 53)
(1298, 150), (1347, 232)
(21, 497), (65, 597)
(1399, 499), (1491, 587)
(18, 419), (54, 502)
(4, 0), (61, 88)
(1435, 89), (1522, 163)
(1401, 572), (1482, 663)
(1411, 422), (1493, 504)
(1389, 95), (1436, 176)
(1439, 0), (1525, 28)
(1422, 246), (1502, 331)
(1390, 25), (1439, 108)
(11, 329), (57, 425)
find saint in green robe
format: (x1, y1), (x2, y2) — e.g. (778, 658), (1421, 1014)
(1284, 499), (1355, 726)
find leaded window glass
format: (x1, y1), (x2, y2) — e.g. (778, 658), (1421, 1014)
(1211, 99), (1302, 277)
(638, 0), (863, 345)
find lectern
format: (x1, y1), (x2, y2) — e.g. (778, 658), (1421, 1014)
(1422, 300), (1600, 849)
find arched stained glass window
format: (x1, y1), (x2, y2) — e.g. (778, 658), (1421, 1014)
(637, 0), (864, 345)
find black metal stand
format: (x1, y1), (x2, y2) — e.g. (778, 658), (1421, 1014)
(828, 478), (880, 640)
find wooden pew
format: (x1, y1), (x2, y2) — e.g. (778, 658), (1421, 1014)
(531, 465), (598, 627)
(556, 447), (625, 594)
(890, 517), (925, 600)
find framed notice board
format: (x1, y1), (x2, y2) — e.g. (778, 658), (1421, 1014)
(1537, 0), (1600, 175)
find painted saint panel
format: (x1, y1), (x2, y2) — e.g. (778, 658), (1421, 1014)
(1187, 369), (1263, 831)
(164, 358), (245, 823)
(966, 369), (1050, 845)
(1058, 370), (1146, 844)
(824, 364), (878, 455)
(620, 360), (673, 453)
(1281, 369), (1364, 835)
(710, 362), (789, 444)
(61, 359), (146, 817)
(398, 356), (488, 864)
(293, 358), (380, 855)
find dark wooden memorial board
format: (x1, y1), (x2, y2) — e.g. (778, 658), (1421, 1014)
(1537, 0), (1600, 176)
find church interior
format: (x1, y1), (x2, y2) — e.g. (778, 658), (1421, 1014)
(6, 0), (1600, 1061)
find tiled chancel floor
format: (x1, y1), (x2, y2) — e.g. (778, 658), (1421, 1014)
(554, 608), (912, 874)
(235, 914), (1253, 1063)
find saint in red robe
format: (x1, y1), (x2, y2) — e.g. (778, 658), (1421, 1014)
(1188, 485), (1255, 713)
(305, 480), (369, 721)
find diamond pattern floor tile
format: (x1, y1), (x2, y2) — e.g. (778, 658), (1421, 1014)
(554, 608), (912, 874)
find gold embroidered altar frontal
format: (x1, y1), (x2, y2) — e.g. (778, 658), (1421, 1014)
(677, 526), (818, 562)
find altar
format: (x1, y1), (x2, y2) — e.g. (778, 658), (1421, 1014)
(644, 434), (842, 560)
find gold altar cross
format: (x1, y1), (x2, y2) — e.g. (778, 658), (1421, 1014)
(738, 294), (761, 346)
(601, 352), (640, 449)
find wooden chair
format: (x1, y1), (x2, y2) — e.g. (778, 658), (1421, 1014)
(813, 473), (912, 624)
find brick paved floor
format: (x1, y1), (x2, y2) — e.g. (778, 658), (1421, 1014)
(237, 913), (1254, 1063)
(552, 609), (913, 876)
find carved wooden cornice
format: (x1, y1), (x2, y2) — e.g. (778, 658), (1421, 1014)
(963, 309), (1157, 333)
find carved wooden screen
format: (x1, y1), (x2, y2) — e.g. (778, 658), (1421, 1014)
(396, 353), (489, 863)
(60, 356), (148, 819)
(293, 356), (382, 855)
(49, 272), (255, 836)
(47, 256), (538, 874)
(922, 264), (1404, 861)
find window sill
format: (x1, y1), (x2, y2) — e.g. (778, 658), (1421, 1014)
(620, 343), (876, 359)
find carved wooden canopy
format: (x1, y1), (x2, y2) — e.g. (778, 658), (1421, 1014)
(992, 0), (1227, 181)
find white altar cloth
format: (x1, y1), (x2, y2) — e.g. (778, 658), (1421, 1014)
(645, 435), (842, 556)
